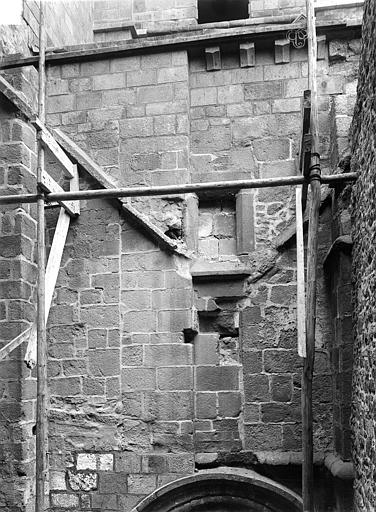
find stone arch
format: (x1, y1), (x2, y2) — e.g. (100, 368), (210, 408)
(131, 467), (302, 512)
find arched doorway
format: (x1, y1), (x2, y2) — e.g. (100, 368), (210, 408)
(131, 467), (303, 512)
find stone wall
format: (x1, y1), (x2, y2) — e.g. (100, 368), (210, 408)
(350, 0), (376, 509)
(0, 77), (38, 511)
(41, 26), (361, 511)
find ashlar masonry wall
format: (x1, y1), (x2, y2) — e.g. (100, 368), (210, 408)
(40, 26), (361, 510)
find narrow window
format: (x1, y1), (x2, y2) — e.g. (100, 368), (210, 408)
(198, 0), (249, 24)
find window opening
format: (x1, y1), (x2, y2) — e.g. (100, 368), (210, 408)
(198, 0), (249, 24)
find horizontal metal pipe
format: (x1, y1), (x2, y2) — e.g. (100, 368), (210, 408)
(0, 173), (358, 206)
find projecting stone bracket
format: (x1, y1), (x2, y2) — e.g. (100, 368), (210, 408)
(275, 38), (290, 64)
(205, 46), (222, 71)
(239, 41), (255, 68)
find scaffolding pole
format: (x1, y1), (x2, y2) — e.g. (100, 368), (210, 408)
(0, 173), (357, 206)
(36, 2), (48, 511)
(302, 1), (320, 510)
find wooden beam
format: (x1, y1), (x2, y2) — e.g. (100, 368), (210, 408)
(299, 90), (312, 211)
(0, 19), (356, 71)
(25, 208), (71, 369)
(36, 122), (76, 179)
(40, 169), (79, 216)
(296, 186), (306, 358)
(0, 328), (31, 362)
(35, 3), (48, 510)
(302, 1), (321, 511)
(52, 128), (187, 256)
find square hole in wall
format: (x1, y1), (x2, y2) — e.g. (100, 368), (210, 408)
(198, 0), (249, 24)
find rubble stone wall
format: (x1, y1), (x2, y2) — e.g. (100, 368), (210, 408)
(350, 0), (376, 509)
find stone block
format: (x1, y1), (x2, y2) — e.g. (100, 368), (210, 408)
(270, 285), (297, 305)
(80, 60), (110, 76)
(81, 305), (119, 328)
(120, 117), (154, 137)
(68, 470), (97, 491)
(195, 392), (217, 419)
(264, 349), (302, 373)
(122, 345), (144, 366)
(259, 160), (296, 179)
(91, 493), (118, 510)
(46, 94), (75, 113)
(141, 52), (172, 69)
(144, 391), (193, 421)
(218, 392), (242, 418)
(88, 349), (120, 377)
(62, 359), (87, 377)
(240, 41), (255, 68)
(243, 374), (270, 402)
(152, 289), (192, 311)
(242, 351), (263, 374)
(122, 310), (157, 333)
(217, 84), (244, 104)
(194, 333), (219, 365)
(272, 98), (301, 113)
(205, 46), (221, 71)
(127, 69), (157, 87)
(50, 471), (66, 490)
(244, 424), (283, 450)
(83, 378), (105, 395)
(243, 403), (260, 423)
(115, 452), (142, 473)
(157, 66), (188, 83)
(144, 344), (192, 366)
(122, 368), (156, 391)
(261, 403), (291, 423)
(122, 290), (152, 310)
(196, 366), (239, 391)
(191, 87), (217, 107)
(51, 493), (79, 508)
(137, 84), (174, 104)
(244, 81), (283, 100)
(50, 377), (81, 396)
(157, 367), (193, 390)
(157, 310), (193, 332)
(271, 374), (293, 402)
(127, 474), (157, 494)
(76, 454), (98, 471)
(99, 472), (128, 494)
(154, 114), (176, 135)
(93, 73), (125, 90)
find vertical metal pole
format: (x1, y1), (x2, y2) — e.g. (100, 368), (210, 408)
(36, 1), (48, 511)
(302, 1), (321, 511)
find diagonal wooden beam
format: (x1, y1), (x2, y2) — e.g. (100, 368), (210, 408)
(0, 74), (35, 119)
(24, 208), (71, 368)
(52, 128), (188, 256)
(40, 169), (79, 216)
(0, 327), (31, 362)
